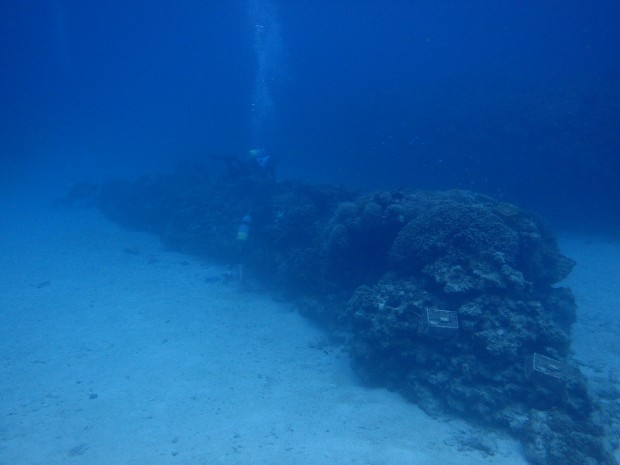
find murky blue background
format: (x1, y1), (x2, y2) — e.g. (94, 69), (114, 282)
(2, 0), (619, 231)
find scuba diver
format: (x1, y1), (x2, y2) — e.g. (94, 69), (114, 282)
(208, 149), (277, 288)
(210, 148), (276, 181)
(209, 149), (278, 289)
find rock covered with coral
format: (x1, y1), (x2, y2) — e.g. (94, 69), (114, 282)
(78, 169), (617, 465)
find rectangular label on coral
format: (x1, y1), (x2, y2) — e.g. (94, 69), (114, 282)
(525, 353), (576, 382)
(423, 308), (459, 331)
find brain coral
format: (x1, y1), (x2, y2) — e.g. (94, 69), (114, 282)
(390, 201), (520, 273)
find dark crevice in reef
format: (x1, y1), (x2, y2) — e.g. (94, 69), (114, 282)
(63, 168), (620, 465)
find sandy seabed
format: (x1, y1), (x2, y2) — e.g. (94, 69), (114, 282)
(0, 192), (618, 465)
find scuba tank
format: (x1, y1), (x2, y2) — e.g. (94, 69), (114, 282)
(232, 214), (252, 287)
(236, 214), (252, 241)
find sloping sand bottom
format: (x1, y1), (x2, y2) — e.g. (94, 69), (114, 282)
(0, 194), (616, 465)
(560, 236), (620, 400)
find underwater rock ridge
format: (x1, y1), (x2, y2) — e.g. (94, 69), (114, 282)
(73, 170), (618, 465)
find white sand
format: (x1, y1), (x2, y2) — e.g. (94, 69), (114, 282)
(0, 192), (616, 465)
(560, 236), (620, 383)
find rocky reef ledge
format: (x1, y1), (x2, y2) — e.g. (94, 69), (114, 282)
(65, 168), (619, 465)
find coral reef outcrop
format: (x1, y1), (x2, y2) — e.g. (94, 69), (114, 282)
(68, 168), (617, 465)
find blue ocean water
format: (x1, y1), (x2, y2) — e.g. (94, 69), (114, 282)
(2, 0), (619, 233)
(2, 3), (620, 464)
